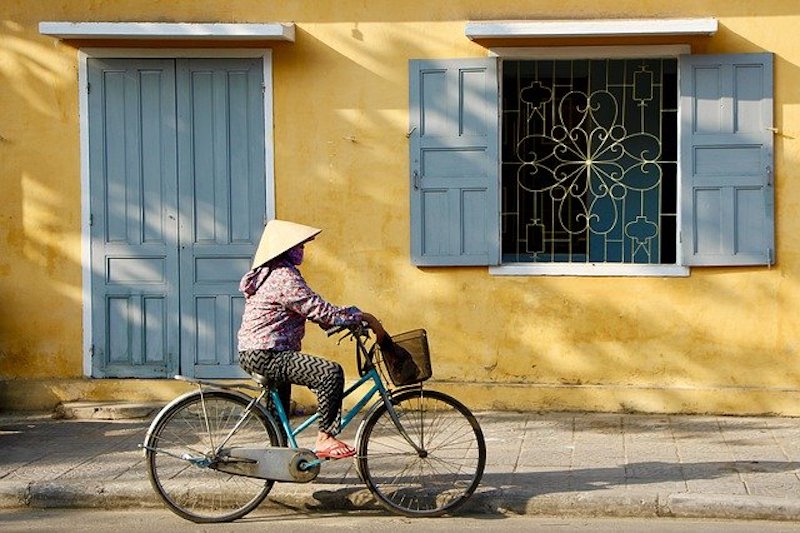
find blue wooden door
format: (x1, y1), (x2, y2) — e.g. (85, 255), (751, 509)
(177, 58), (266, 378)
(88, 57), (266, 378)
(88, 59), (180, 378)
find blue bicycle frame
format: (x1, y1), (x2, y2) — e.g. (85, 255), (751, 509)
(268, 365), (388, 450)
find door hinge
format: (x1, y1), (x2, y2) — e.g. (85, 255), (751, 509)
(87, 82), (91, 94)
(89, 344), (95, 357)
(766, 165), (773, 186)
(89, 214), (94, 226)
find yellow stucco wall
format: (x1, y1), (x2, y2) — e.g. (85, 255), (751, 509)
(1, 1), (800, 413)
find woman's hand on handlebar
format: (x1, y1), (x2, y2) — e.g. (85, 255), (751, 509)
(361, 313), (386, 342)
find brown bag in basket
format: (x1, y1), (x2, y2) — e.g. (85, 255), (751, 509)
(378, 334), (422, 385)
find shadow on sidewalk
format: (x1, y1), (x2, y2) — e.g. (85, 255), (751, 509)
(255, 459), (800, 518)
(477, 459), (800, 498)
(0, 417), (149, 469)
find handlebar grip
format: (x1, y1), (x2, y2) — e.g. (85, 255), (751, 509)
(326, 322), (372, 338)
(326, 324), (349, 337)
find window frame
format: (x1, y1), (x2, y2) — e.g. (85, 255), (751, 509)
(489, 45), (691, 277)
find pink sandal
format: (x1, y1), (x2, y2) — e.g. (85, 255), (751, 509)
(315, 442), (356, 459)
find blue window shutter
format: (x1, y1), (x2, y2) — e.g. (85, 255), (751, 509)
(409, 59), (500, 266)
(680, 53), (774, 266)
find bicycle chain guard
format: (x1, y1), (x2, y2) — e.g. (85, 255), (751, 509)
(212, 447), (320, 483)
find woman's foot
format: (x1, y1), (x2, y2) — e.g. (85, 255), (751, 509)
(315, 433), (356, 459)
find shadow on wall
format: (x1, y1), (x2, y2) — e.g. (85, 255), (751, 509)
(282, 24), (800, 415)
(1, 5), (800, 416)
(0, 19), (83, 378)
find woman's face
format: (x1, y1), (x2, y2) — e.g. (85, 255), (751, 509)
(287, 244), (305, 265)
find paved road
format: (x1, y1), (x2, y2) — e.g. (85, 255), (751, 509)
(2, 509), (800, 533)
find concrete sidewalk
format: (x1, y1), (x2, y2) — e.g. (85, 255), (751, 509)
(2, 406), (800, 521)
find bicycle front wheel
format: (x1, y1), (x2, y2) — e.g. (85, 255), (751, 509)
(145, 390), (282, 523)
(356, 389), (486, 517)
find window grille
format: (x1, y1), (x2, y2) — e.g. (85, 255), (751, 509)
(501, 59), (678, 264)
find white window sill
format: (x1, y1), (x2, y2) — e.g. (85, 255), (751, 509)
(39, 21), (295, 41)
(489, 264), (690, 277)
(465, 18), (718, 40)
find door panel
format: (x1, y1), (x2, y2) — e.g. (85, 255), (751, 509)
(178, 58), (266, 378)
(88, 59), (179, 378)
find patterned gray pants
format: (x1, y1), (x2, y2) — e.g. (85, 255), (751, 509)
(239, 349), (344, 435)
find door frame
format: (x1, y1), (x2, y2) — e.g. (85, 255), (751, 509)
(78, 47), (276, 377)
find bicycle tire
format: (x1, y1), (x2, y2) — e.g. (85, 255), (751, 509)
(356, 389), (486, 517)
(145, 390), (282, 523)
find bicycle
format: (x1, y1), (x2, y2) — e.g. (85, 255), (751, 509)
(141, 324), (486, 522)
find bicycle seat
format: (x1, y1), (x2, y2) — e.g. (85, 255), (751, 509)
(249, 372), (271, 388)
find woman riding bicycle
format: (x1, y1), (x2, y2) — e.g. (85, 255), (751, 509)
(237, 219), (385, 460)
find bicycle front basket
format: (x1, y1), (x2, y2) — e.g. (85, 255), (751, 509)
(380, 329), (432, 387)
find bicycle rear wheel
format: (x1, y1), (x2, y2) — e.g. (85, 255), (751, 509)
(145, 390), (282, 523)
(356, 389), (486, 517)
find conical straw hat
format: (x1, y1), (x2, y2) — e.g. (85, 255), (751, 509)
(251, 219), (322, 269)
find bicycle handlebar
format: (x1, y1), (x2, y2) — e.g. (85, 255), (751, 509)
(325, 323), (376, 377)
(325, 322), (371, 339)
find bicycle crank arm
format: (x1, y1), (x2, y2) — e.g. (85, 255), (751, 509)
(213, 447), (320, 482)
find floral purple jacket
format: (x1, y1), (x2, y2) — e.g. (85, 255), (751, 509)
(237, 258), (363, 352)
